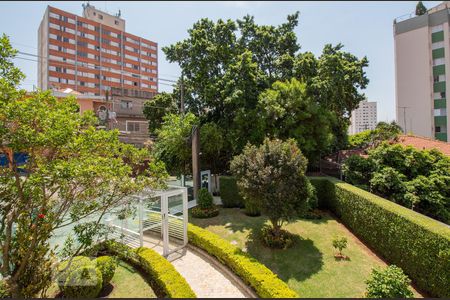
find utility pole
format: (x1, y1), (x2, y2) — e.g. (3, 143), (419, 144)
(192, 125), (200, 200)
(398, 106), (409, 134)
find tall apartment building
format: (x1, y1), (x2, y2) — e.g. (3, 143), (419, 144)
(37, 4), (158, 147)
(394, 1), (450, 142)
(348, 100), (378, 135)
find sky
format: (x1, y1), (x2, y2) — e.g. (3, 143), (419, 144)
(0, 1), (442, 122)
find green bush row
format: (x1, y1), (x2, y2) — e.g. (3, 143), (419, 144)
(93, 240), (196, 298)
(309, 176), (450, 298)
(219, 176), (245, 208)
(188, 224), (298, 298)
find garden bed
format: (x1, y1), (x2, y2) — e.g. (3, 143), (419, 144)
(190, 207), (423, 298)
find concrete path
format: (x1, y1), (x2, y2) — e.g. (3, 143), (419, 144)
(141, 233), (254, 298)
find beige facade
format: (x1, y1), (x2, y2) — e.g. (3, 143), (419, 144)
(348, 100), (377, 135)
(394, 2), (450, 142)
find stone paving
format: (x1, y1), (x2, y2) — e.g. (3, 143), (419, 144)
(142, 234), (252, 298)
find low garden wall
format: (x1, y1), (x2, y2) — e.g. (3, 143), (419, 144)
(90, 240), (196, 298)
(309, 176), (450, 298)
(188, 224), (298, 298)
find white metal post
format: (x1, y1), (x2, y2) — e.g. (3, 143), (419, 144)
(139, 199), (143, 247)
(162, 194), (169, 257)
(182, 187), (188, 246)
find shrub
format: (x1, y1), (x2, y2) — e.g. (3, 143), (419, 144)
(188, 224), (298, 298)
(219, 176), (245, 208)
(370, 167), (407, 204)
(309, 177), (450, 298)
(134, 247), (196, 298)
(198, 188), (213, 209)
(231, 138), (313, 238)
(94, 256), (117, 287)
(191, 206), (219, 218)
(365, 265), (413, 298)
(63, 266), (103, 298)
(57, 256), (92, 290)
(332, 236), (348, 256)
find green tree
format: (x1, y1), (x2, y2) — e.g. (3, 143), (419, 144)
(415, 1), (427, 16)
(154, 112), (199, 176)
(200, 122), (224, 192)
(143, 92), (178, 135)
(230, 138), (314, 239)
(370, 167), (408, 204)
(258, 78), (333, 163)
(0, 36), (168, 297)
(342, 154), (375, 188)
(365, 265), (413, 298)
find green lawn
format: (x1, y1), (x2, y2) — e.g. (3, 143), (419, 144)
(190, 208), (422, 298)
(47, 260), (156, 298)
(105, 260), (156, 298)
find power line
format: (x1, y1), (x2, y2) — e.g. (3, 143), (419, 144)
(13, 52), (176, 87)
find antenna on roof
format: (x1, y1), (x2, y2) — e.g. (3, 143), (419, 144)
(117, 9), (121, 17)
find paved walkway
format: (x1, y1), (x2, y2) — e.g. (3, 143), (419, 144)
(141, 233), (254, 298)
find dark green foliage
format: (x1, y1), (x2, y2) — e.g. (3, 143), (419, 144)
(219, 176), (245, 208)
(342, 155), (375, 187)
(94, 256), (117, 287)
(365, 265), (413, 298)
(190, 206), (220, 218)
(198, 188), (213, 209)
(343, 142), (450, 223)
(143, 92), (179, 134)
(188, 224), (298, 298)
(63, 266), (103, 298)
(161, 13), (369, 165)
(309, 177), (450, 298)
(231, 138), (314, 238)
(370, 167), (408, 205)
(415, 1), (427, 16)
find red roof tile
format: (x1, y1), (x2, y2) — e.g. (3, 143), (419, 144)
(396, 135), (450, 156)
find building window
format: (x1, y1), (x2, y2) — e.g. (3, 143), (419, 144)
(434, 74), (446, 82)
(127, 122), (141, 132)
(432, 41), (445, 49)
(433, 57), (445, 66)
(435, 91), (447, 99)
(115, 20), (119, 25)
(98, 14), (103, 20)
(434, 108), (447, 116)
(120, 100), (132, 109)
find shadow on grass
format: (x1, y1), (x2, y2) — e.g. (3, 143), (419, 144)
(244, 227), (324, 283)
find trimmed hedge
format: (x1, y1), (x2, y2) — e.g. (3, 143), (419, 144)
(188, 224), (298, 298)
(219, 176), (245, 208)
(91, 240), (196, 298)
(309, 176), (450, 298)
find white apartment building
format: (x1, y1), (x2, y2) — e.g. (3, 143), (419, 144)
(394, 1), (450, 142)
(348, 100), (378, 135)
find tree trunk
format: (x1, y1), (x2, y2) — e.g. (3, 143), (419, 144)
(270, 218), (281, 237)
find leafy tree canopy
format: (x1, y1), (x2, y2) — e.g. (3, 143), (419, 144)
(157, 12), (369, 166)
(0, 35), (168, 297)
(415, 1), (427, 16)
